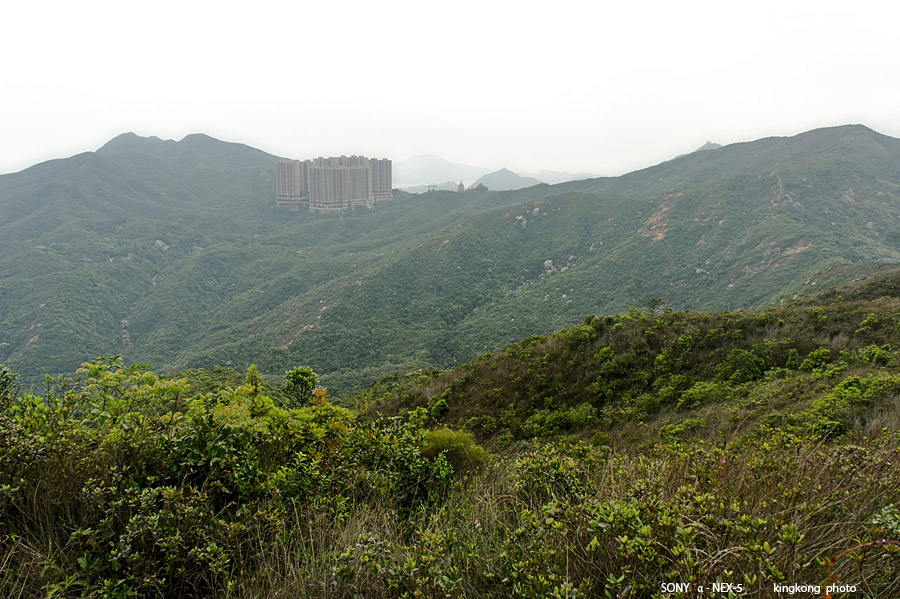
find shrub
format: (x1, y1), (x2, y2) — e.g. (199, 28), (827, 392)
(857, 344), (896, 367)
(429, 390), (450, 421)
(797, 373), (900, 438)
(659, 416), (708, 441)
(677, 381), (730, 410)
(785, 348), (800, 369)
(715, 348), (766, 384)
(563, 324), (598, 353)
(799, 347), (831, 371)
(590, 430), (612, 447)
(0, 365), (18, 408)
(512, 443), (604, 503)
(422, 428), (490, 475)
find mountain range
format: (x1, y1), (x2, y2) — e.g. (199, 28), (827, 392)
(394, 155), (491, 186)
(3, 124), (900, 393)
(394, 154), (595, 190)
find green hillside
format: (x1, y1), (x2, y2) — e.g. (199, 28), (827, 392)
(364, 268), (900, 447)
(2, 274), (899, 597)
(548, 124), (900, 197)
(3, 125), (900, 393)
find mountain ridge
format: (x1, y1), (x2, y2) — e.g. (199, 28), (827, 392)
(545, 124), (898, 197)
(4, 124), (900, 393)
(96, 131), (279, 170)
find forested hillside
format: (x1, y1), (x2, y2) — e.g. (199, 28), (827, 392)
(3, 125), (900, 394)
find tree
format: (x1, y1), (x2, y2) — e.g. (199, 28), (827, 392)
(0, 364), (19, 409)
(245, 364), (263, 396)
(284, 366), (318, 406)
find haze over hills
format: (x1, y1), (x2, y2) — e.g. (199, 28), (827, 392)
(397, 181), (461, 194)
(395, 155), (596, 189)
(3, 124), (900, 393)
(469, 168), (542, 191)
(393, 154), (491, 187)
(521, 169), (596, 185)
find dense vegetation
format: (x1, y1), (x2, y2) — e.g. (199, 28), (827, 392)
(5, 126), (900, 394)
(3, 272), (900, 597)
(364, 271), (900, 448)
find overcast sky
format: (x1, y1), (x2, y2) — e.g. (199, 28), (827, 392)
(2, 0), (899, 176)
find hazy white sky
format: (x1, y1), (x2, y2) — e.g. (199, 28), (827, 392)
(2, 0), (899, 175)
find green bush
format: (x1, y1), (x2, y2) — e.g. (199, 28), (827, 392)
(429, 390), (450, 421)
(659, 416), (708, 441)
(677, 380), (730, 410)
(513, 443), (605, 503)
(857, 344), (896, 367)
(0, 365), (18, 408)
(797, 373), (900, 437)
(715, 348), (766, 384)
(799, 347), (831, 371)
(422, 428), (489, 475)
(283, 365), (318, 406)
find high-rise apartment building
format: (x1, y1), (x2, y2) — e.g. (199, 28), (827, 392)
(275, 160), (306, 210)
(369, 158), (393, 204)
(275, 155), (392, 212)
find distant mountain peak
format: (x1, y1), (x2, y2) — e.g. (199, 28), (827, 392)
(695, 141), (722, 152)
(105, 131), (142, 143)
(181, 132), (216, 141)
(96, 132), (168, 155)
(93, 131), (276, 169)
(471, 168), (542, 191)
(179, 132), (230, 147)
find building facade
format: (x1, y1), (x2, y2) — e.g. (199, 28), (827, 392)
(276, 155), (392, 212)
(275, 160), (306, 210)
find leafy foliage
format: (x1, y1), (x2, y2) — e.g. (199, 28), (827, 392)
(0, 360), (457, 596)
(283, 365), (318, 406)
(1, 327), (900, 596)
